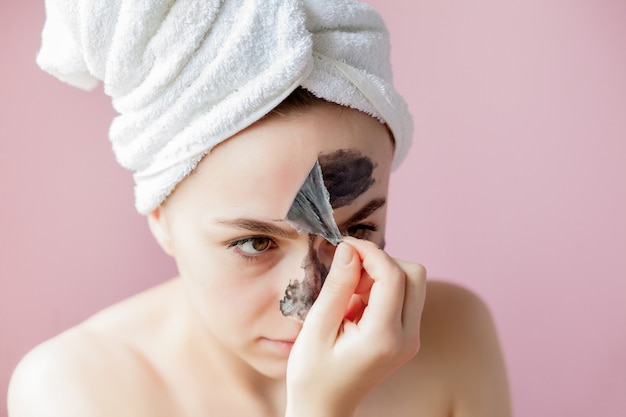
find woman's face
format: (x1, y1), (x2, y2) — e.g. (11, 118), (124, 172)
(153, 103), (394, 378)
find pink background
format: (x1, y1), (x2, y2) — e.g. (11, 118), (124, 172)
(1, 1), (625, 416)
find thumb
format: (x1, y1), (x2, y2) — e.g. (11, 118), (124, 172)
(303, 242), (361, 338)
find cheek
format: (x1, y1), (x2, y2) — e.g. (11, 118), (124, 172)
(179, 249), (304, 330)
(184, 262), (273, 321)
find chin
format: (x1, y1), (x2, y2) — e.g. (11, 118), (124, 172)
(248, 357), (289, 380)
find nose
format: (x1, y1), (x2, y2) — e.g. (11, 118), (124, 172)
(313, 236), (337, 278)
(278, 235), (338, 320)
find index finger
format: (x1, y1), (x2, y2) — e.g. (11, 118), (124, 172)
(342, 237), (406, 330)
(303, 242), (361, 340)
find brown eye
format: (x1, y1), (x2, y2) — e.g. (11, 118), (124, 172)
(251, 238), (271, 251)
(236, 237), (273, 255)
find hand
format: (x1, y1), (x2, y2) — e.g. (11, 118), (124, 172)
(285, 237), (427, 417)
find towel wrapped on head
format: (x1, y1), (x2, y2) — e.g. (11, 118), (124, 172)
(37, 0), (413, 214)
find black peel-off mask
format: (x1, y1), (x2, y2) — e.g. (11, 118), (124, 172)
(279, 149), (376, 320)
(284, 161), (342, 245)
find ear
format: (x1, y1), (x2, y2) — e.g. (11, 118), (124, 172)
(147, 206), (174, 256)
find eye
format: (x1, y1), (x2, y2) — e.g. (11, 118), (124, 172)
(231, 237), (274, 255)
(345, 223), (378, 240)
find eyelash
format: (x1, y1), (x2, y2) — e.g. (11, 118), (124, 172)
(344, 223), (379, 240)
(227, 223), (379, 263)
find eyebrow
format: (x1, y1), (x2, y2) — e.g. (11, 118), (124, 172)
(339, 197), (387, 227)
(215, 218), (300, 239)
(215, 197), (386, 239)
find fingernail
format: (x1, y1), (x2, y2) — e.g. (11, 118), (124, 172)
(334, 243), (352, 266)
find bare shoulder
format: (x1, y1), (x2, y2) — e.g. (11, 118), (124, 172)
(419, 280), (512, 417)
(8, 328), (124, 416)
(421, 280), (502, 345)
(357, 281), (511, 417)
(7, 281), (178, 417)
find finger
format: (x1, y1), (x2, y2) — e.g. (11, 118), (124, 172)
(395, 260), (427, 340)
(303, 242), (361, 339)
(344, 293), (367, 322)
(346, 272), (373, 320)
(354, 269), (373, 294)
(342, 237), (406, 329)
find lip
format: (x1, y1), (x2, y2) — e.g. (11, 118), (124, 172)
(263, 338), (296, 355)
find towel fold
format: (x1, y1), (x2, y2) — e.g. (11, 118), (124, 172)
(37, 0), (413, 214)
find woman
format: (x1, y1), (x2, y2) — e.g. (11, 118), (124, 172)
(8, 0), (510, 416)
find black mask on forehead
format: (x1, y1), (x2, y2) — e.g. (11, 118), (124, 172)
(319, 149), (376, 208)
(280, 149), (377, 321)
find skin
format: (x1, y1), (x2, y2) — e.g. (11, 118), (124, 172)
(7, 103), (511, 417)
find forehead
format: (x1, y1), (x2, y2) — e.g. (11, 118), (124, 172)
(318, 149), (376, 209)
(173, 104), (394, 219)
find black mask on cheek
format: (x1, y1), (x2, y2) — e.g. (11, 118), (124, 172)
(279, 235), (331, 321)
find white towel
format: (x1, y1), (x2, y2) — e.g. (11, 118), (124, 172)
(37, 0), (413, 214)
